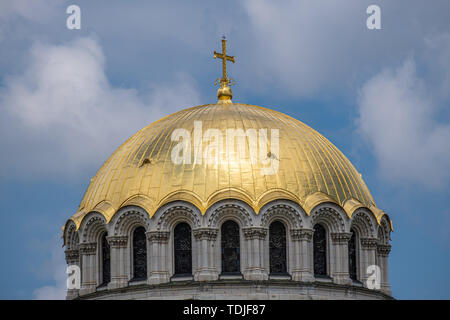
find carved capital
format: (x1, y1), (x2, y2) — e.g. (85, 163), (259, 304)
(65, 249), (79, 263)
(146, 231), (170, 243)
(193, 228), (218, 241)
(330, 232), (352, 244)
(78, 242), (96, 255)
(290, 228), (313, 241)
(107, 235), (128, 248)
(243, 227), (267, 240)
(360, 237), (378, 249)
(377, 244), (391, 256)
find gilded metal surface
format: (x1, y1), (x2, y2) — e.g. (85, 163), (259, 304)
(68, 103), (390, 230)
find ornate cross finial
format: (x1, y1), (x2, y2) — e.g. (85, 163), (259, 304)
(213, 38), (235, 103)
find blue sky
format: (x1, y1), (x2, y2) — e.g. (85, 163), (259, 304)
(0, 0), (449, 299)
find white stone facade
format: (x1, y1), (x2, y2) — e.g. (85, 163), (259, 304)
(64, 199), (392, 300)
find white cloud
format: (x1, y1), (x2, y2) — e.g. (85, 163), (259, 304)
(32, 242), (66, 300)
(0, 37), (201, 180)
(357, 57), (450, 188)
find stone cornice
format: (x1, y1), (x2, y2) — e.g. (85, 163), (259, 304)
(290, 228), (313, 241)
(330, 232), (352, 244)
(243, 227), (268, 240)
(65, 249), (80, 263)
(377, 244), (391, 256)
(360, 238), (378, 249)
(79, 242), (96, 255)
(107, 235), (128, 248)
(146, 231), (170, 243)
(193, 228), (218, 240)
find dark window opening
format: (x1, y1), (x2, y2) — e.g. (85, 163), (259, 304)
(174, 222), (192, 276)
(132, 226), (147, 280)
(269, 221), (288, 274)
(313, 224), (327, 277)
(221, 220), (240, 274)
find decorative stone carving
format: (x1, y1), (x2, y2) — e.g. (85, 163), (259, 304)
(157, 205), (201, 230)
(193, 228), (218, 241)
(80, 214), (106, 243)
(360, 237), (378, 249)
(290, 228), (313, 241)
(243, 227), (267, 240)
(78, 242), (96, 255)
(65, 249), (79, 263)
(330, 232), (352, 244)
(68, 202), (392, 299)
(207, 203), (253, 228)
(107, 235), (128, 247)
(311, 206), (346, 233)
(260, 203), (302, 229)
(377, 244), (391, 256)
(113, 209), (149, 236)
(65, 223), (79, 250)
(146, 231), (170, 242)
(351, 210), (376, 238)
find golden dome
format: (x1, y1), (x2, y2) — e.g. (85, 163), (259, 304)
(69, 103), (389, 229)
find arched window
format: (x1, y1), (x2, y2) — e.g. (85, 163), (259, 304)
(132, 226), (147, 280)
(269, 221), (287, 274)
(174, 222), (192, 276)
(100, 232), (110, 285)
(221, 220), (240, 274)
(313, 224), (327, 277)
(348, 229), (358, 281)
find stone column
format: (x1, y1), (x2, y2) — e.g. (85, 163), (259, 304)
(330, 232), (352, 285)
(79, 242), (97, 295)
(360, 238), (378, 288)
(146, 231), (170, 285)
(377, 244), (392, 295)
(242, 227), (268, 280)
(290, 228), (314, 282)
(65, 249), (80, 299)
(193, 228), (219, 281)
(107, 236), (128, 289)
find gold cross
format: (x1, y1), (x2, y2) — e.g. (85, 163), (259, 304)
(214, 38), (235, 87)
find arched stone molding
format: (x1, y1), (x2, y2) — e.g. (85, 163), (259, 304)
(149, 202), (201, 284)
(309, 203), (349, 233)
(169, 220), (197, 281)
(64, 220), (80, 300)
(376, 215), (392, 295)
(79, 212), (107, 244)
(259, 201), (311, 281)
(377, 215), (391, 245)
(258, 202), (298, 281)
(154, 201), (202, 231)
(205, 200), (254, 281)
(110, 205), (151, 236)
(350, 209), (378, 288)
(206, 200), (255, 229)
(64, 221), (79, 250)
(310, 204), (351, 285)
(107, 206), (151, 290)
(259, 200), (306, 229)
(350, 209), (377, 239)
(77, 212), (108, 296)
